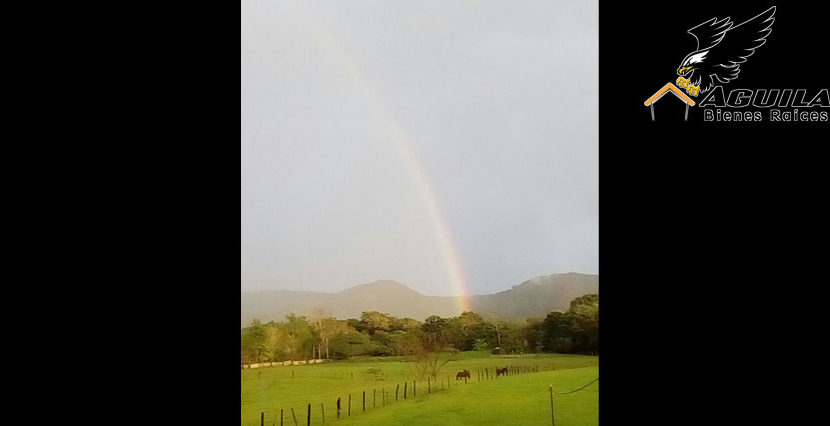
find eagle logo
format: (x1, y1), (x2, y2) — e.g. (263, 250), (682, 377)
(677, 6), (776, 94)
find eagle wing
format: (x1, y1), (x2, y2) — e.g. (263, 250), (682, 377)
(705, 6), (776, 84)
(687, 16), (733, 51)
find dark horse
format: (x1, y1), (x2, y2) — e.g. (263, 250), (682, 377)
(456, 369), (471, 380)
(496, 367), (508, 377)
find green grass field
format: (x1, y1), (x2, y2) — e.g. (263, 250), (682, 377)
(242, 353), (598, 426)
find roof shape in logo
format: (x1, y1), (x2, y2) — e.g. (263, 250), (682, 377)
(644, 83), (696, 107)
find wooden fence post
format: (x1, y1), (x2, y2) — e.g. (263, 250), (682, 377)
(307, 403), (310, 426)
(336, 397), (341, 418)
(396, 384), (399, 400)
(348, 394), (351, 416)
(261, 412), (264, 426)
(321, 402), (325, 423)
(549, 385), (555, 426)
(413, 380), (416, 397)
(428, 377), (431, 393)
(373, 388), (376, 408)
(404, 382), (407, 399)
(280, 409), (283, 426)
(363, 391), (366, 411)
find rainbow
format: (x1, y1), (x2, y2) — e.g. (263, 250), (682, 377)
(300, 6), (472, 313)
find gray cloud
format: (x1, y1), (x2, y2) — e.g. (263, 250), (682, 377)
(242, 0), (597, 295)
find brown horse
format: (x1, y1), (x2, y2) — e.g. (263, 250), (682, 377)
(456, 369), (471, 380)
(496, 367), (508, 377)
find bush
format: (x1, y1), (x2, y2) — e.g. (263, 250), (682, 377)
(472, 338), (489, 352)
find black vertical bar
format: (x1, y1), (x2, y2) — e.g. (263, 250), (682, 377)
(549, 385), (555, 426)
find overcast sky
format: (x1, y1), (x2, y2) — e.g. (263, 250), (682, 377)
(242, 0), (597, 296)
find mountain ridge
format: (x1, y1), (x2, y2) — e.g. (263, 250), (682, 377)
(241, 272), (598, 326)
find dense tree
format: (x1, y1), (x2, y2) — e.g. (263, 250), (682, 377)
(241, 319), (268, 363)
(329, 329), (371, 358)
(540, 293), (599, 354)
(359, 311), (394, 336)
(240, 294), (599, 364)
(522, 317), (545, 352)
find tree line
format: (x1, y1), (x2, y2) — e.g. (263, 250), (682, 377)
(241, 293), (598, 364)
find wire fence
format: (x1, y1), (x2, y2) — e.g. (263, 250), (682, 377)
(548, 377), (599, 426)
(553, 377), (599, 394)
(250, 364), (557, 426)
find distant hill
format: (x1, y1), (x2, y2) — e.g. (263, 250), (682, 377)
(241, 273), (598, 326)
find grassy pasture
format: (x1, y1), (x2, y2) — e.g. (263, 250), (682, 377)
(242, 353), (598, 426)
